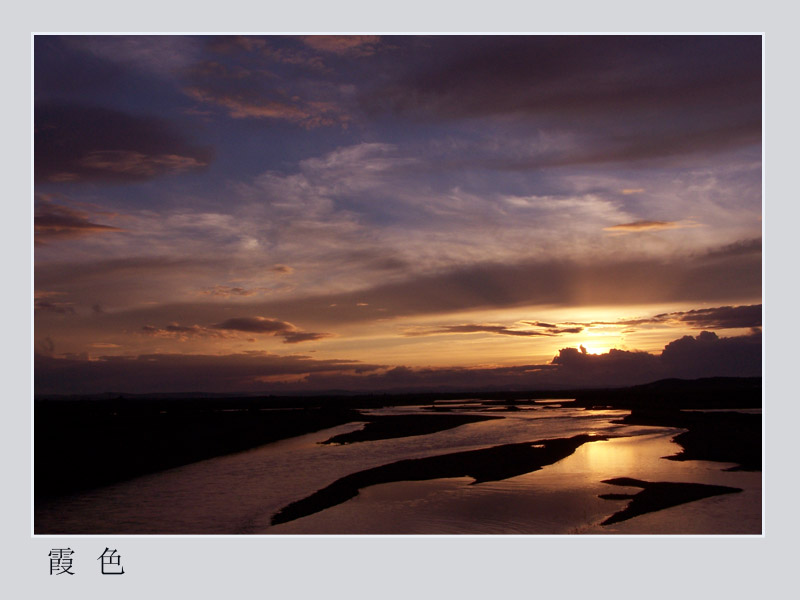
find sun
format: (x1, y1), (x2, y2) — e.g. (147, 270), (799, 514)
(579, 343), (612, 355)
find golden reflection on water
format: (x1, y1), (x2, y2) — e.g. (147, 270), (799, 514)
(581, 437), (649, 474)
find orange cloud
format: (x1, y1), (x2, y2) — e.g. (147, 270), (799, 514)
(299, 35), (381, 56)
(184, 87), (347, 128)
(78, 151), (207, 177)
(603, 220), (702, 233)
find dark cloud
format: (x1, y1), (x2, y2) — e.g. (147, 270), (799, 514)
(660, 305), (762, 330)
(141, 317), (330, 345)
(614, 304), (762, 330)
(660, 331), (762, 379)
(34, 298), (75, 315)
(35, 104), (212, 183)
(211, 316), (330, 344)
(549, 346), (661, 386)
(407, 323), (571, 338)
(701, 238), (762, 260)
(35, 36), (127, 98)
(545, 331), (761, 387)
(271, 264), (294, 274)
(550, 327), (585, 334)
(282, 331), (332, 344)
(523, 321), (586, 334)
(371, 36), (759, 118)
(35, 199), (122, 244)
(362, 36), (760, 165)
(212, 316), (295, 334)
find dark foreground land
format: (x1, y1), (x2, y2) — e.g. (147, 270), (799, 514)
(617, 409), (761, 471)
(272, 434), (608, 525)
(35, 376), (761, 500)
(35, 403), (361, 498)
(598, 477), (743, 525)
(35, 398), (500, 498)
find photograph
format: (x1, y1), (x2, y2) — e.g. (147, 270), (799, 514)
(33, 34), (762, 536)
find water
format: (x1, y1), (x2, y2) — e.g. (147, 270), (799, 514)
(34, 404), (762, 535)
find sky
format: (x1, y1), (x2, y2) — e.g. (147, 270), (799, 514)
(33, 34), (762, 394)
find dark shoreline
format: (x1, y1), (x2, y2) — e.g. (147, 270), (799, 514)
(599, 477), (743, 525)
(35, 405), (363, 498)
(320, 413), (501, 445)
(616, 409), (761, 471)
(35, 376), (762, 499)
(272, 434), (609, 526)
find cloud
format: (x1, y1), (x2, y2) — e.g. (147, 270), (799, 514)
(657, 305), (762, 330)
(183, 86), (347, 128)
(211, 316), (330, 344)
(299, 35), (381, 56)
(271, 264), (294, 274)
(66, 35), (203, 78)
(199, 286), (259, 298)
(212, 316), (294, 334)
(406, 323), (577, 338)
(660, 330), (762, 379)
(35, 199), (123, 244)
(34, 330), (761, 394)
(205, 36), (326, 69)
(610, 304), (762, 330)
(35, 104), (212, 183)
(206, 36), (270, 55)
(550, 345), (661, 384)
(140, 317), (330, 345)
(76, 243), (760, 337)
(281, 331), (332, 344)
(548, 331), (761, 386)
(243, 249), (761, 327)
(603, 220), (693, 233)
(702, 238), (762, 260)
(362, 36), (760, 165)
(521, 321), (586, 334)
(77, 151), (206, 177)
(34, 298), (75, 315)
(141, 323), (229, 340)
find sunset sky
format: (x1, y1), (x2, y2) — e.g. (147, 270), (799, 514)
(34, 35), (762, 394)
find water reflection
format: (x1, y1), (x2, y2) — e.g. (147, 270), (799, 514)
(35, 406), (761, 535)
